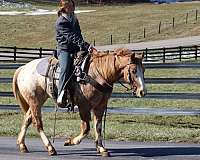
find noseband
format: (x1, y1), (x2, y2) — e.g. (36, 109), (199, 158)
(127, 64), (138, 94)
(118, 63), (138, 94)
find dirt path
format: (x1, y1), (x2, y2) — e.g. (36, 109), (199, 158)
(96, 36), (200, 51)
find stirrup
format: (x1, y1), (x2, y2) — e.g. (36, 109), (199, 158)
(57, 90), (70, 108)
(77, 72), (87, 82)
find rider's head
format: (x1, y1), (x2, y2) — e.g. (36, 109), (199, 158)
(58, 0), (75, 16)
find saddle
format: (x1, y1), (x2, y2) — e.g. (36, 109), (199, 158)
(36, 51), (113, 108)
(36, 51), (90, 105)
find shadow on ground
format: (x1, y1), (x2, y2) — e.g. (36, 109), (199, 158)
(109, 147), (200, 157)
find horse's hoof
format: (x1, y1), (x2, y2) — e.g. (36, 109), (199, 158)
(64, 139), (74, 146)
(100, 151), (110, 157)
(48, 148), (57, 156)
(47, 146), (57, 156)
(18, 144), (29, 153)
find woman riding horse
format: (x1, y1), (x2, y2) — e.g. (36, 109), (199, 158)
(13, 48), (145, 157)
(56, 0), (95, 106)
(13, 0), (146, 157)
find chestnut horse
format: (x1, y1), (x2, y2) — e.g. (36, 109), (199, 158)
(13, 48), (145, 156)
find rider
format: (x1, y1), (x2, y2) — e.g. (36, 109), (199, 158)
(56, 0), (95, 106)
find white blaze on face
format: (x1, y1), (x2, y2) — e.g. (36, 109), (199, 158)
(136, 63), (145, 96)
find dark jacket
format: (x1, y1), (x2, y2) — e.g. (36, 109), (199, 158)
(55, 13), (90, 53)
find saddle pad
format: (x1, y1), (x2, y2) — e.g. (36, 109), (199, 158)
(36, 57), (60, 79)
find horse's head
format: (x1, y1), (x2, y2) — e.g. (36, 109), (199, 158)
(115, 48), (146, 98)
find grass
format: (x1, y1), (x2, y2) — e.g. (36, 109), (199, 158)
(0, 3), (200, 48)
(113, 83), (200, 93)
(2, 96), (200, 109)
(145, 68), (200, 78)
(0, 69), (15, 78)
(0, 97), (54, 107)
(108, 98), (200, 109)
(1, 111), (200, 142)
(0, 97), (16, 105)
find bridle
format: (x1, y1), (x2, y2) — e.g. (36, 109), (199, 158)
(115, 55), (138, 94)
(118, 63), (138, 94)
(127, 64), (137, 94)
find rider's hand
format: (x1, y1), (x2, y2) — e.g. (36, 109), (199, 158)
(88, 45), (97, 53)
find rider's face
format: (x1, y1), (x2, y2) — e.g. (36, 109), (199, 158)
(64, 2), (75, 13)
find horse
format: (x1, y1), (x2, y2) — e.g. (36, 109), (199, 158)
(12, 48), (146, 157)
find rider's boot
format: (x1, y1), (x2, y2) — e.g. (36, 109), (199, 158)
(57, 89), (71, 108)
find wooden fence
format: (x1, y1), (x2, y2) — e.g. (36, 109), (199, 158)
(133, 45), (200, 63)
(0, 46), (54, 62)
(0, 45), (200, 63)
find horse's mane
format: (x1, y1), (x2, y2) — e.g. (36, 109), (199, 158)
(90, 48), (133, 60)
(89, 48), (133, 82)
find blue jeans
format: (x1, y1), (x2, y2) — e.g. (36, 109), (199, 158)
(57, 50), (73, 96)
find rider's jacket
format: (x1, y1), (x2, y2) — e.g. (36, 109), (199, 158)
(55, 13), (90, 53)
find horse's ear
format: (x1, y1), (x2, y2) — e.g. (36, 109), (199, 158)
(141, 52), (144, 59)
(131, 52), (135, 62)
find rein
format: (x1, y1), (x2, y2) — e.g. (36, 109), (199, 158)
(85, 64), (113, 93)
(52, 68), (76, 143)
(117, 80), (132, 91)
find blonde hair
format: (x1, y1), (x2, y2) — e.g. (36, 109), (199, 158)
(57, 0), (75, 16)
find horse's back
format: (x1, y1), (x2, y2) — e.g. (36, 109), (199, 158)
(17, 58), (47, 95)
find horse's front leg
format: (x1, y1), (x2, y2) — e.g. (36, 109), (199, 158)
(93, 108), (110, 157)
(64, 110), (90, 146)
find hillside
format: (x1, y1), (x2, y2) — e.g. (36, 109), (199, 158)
(0, 2), (199, 48)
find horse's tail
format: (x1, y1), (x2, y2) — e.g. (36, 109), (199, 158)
(13, 67), (29, 113)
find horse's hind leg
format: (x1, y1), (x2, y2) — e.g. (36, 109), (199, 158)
(93, 108), (109, 157)
(27, 96), (57, 156)
(64, 109), (91, 146)
(17, 108), (32, 153)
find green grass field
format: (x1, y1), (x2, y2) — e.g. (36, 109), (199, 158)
(1, 65), (200, 141)
(0, 3), (200, 48)
(1, 111), (200, 142)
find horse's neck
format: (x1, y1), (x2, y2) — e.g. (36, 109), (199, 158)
(89, 56), (120, 85)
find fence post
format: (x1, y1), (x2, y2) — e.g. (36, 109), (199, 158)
(179, 46), (182, 62)
(186, 13), (188, 24)
(163, 47), (166, 63)
(14, 46), (17, 61)
(128, 32), (131, 43)
(39, 47), (42, 58)
(173, 17), (175, 28)
(158, 21), (161, 34)
(196, 9), (198, 22)
(144, 28), (146, 38)
(195, 45), (198, 60)
(110, 34), (113, 45)
(145, 48), (148, 61)
(93, 39), (96, 46)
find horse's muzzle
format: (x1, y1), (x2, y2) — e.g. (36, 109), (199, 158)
(135, 89), (146, 98)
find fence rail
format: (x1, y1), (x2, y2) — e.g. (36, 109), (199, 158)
(1, 91), (200, 100)
(1, 62), (200, 70)
(1, 77), (200, 84)
(0, 45), (200, 62)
